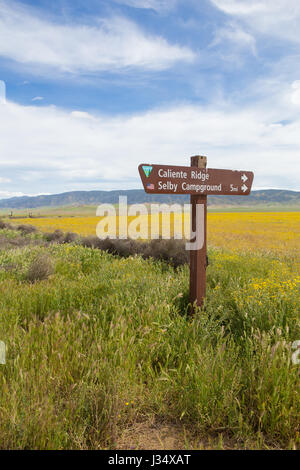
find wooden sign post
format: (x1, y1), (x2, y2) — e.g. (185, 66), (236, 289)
(138, 156), (254, 310)
(190, 156), (207, 308)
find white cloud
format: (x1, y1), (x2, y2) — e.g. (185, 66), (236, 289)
(71, 111), (95, 120)
(291, 81), (300, 105)
(210, 0), (267, 15)
(0, 190), (49, 199)
(115, 0), (177, 12)
(0, 95), (300, 195)
(0, 0), (194, 74)
(210, 0), (300, 43)
(210, 23), (256, 55)
(0, 191), (26, 199)
(32, 96), (44, 101)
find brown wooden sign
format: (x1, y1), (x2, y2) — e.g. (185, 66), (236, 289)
(138, 156), (254, 311)
(138, 163), (254, 196)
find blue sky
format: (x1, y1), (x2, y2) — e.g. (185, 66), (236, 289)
(0, 0), (300, 197)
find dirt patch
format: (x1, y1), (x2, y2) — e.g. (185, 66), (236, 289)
(114, 418), (277, 450)
(116, 420), (186, 450)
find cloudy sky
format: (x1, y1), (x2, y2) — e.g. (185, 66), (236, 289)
(0, 0), (300, 198)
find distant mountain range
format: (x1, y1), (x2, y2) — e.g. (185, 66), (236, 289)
(0, 189), (299, 209)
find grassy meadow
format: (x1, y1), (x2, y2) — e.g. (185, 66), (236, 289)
(0, 209), (299, 449)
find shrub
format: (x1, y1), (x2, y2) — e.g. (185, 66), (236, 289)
(112, 239), (146, 258)
(64, 232), (78, 243)
(4, 222), (14, 230)
(94, 238), (115, 252)
(80, 236), (188, 267)
(81, 236), (117, 252)
(0, 220), (14, 230)
(144, 238), (189, 268)
(26, 253), (54, 282)
(80, 235), (99, 248)
(44, 230), (64, 243)
(17, 224), (37, 234)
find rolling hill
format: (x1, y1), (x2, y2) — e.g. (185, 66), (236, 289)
(0, 189), (299, 209)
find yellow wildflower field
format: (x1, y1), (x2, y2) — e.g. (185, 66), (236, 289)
(12, 211), (300, 254)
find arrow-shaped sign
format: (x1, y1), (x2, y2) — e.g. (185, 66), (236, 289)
(138, 164), (254, 196)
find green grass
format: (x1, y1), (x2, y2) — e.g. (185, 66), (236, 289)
(0, 232), (299, 449)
